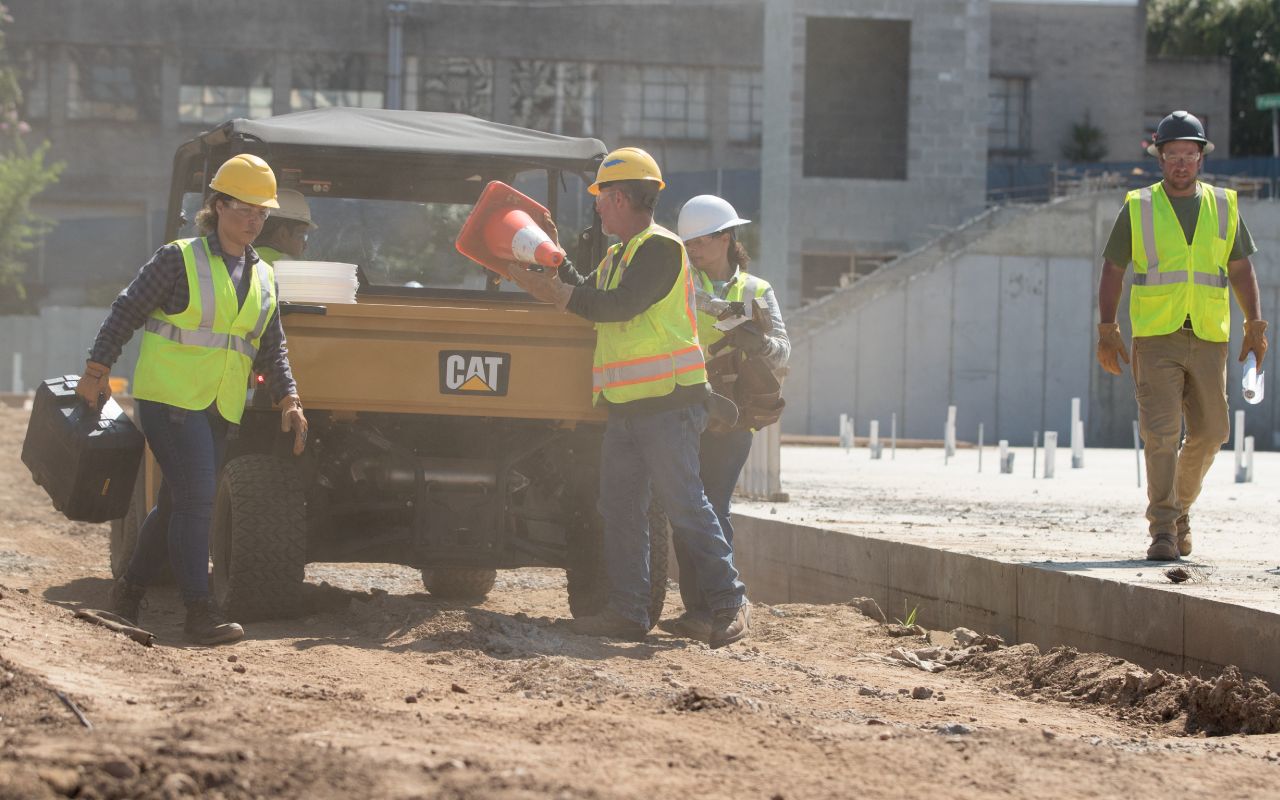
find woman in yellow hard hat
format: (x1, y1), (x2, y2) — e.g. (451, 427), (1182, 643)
(75, 153), (308, 646)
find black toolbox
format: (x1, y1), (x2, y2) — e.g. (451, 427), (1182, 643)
(21, 375), (145, 522)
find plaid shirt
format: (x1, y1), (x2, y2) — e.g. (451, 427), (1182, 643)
(88, 235), (297, 404)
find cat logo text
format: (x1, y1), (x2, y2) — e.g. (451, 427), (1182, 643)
(439, 351), (510, 396)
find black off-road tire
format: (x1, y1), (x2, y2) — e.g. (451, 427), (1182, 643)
(109, 461), (173, 583)
(211, 454), (306, 621)
(566, 503), (670, 627)
(420, 568), (498, 602)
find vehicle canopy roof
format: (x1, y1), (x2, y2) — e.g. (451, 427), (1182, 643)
(177, 107), (606, 169)
(167, 107), (607, 238)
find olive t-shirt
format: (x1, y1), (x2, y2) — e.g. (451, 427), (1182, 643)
(1102, 185), (1257, 266)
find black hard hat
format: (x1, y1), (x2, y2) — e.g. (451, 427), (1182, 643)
(1147, 110), (1214, 156)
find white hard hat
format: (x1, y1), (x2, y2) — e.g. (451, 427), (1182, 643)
(677, 195), (750, 242)
(274, 188), (317, 229)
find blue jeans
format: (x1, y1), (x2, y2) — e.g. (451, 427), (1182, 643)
(676, 429), (754, 620)
(598, 403), (747, 628)
(125, 400), (228, 605)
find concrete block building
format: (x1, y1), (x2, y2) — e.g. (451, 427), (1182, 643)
(6, 0), (1258, 446)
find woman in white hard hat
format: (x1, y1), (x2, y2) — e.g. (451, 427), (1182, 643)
(75, 153), (308, 646)
(658, 194), (790, 641)
(254, 188), (317, 263)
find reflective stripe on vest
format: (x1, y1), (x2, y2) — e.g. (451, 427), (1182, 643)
(131, 238), (278, 423)
(1127, 181), (1237, 342)
(592, 344), (705, 392)
(1131, 270), (1228, 288)
(141, 245), (276, 360)
(591, 225), (707, 404)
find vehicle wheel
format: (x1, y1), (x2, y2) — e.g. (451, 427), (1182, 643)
(420, 568), (497, 602)
(109, 461), (172, 584)
(566, 503), (669, 627)
(211, 454), (306, 621)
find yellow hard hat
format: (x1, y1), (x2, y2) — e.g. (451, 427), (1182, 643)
(209, 154), (280, 208)
(588, 146), (665, 195)
(273, 188), (317, 228)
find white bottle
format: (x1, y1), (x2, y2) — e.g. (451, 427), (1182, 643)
(1242, 352), (1265, 405)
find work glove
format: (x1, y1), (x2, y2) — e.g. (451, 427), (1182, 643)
(75, 360), (112, 410)
(725, 325), (768, 357)
(1239, 319), (1268, 370)
(537, 211), (560, 247)
(281, 395), (308, 456)
(1096, 323), (1129, 376)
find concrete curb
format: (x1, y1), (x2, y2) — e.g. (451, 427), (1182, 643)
(725, 515), (1280, 688)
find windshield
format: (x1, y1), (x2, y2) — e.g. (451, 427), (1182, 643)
(177, 171), (596, 295)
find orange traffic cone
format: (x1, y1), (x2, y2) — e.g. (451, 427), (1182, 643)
(455, 181), (566, 278)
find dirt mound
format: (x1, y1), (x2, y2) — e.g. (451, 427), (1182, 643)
(2, 732), (429, 800)
(670, 687), (765, 713)
(964, 643), (1280, 735)
(0, 655), (77, 732)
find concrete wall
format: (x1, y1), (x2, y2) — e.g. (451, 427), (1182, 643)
(725, 514), (1280, 689)
(785, 194), (1280, 449)
(759, 0), (990, 309)
(990, 0), (1147, 163)
(1145, 56), (1233, 151)
(0, 307), (139, 393)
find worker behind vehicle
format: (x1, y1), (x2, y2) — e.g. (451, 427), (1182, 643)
(657, 195), (789, 642)
(1096, 110), (1267, 561)
(253, 188), (316, 263)
(75, 153), (309, 646)
(508, 147), (751, 648)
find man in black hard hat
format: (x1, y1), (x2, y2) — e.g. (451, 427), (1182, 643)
(1096, 110), (1268, 561)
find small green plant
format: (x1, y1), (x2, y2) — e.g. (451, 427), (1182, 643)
(1061, 112), (1109, 163)
(894, 604), (919, 628)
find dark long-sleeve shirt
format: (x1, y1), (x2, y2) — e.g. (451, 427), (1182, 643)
(88, 235), (297, 405)
(558, 234), (707, 416)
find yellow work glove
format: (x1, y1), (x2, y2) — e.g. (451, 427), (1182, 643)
(1096, 323), (1129, 376)
(1240, 319), (1268, 370)
(281, 395), (308, 456)
(75, 360), (112, 409)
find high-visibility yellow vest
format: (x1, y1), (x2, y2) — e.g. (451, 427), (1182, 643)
(695, 269), (772, 351)
(132, 237), (279, 424)
(1127, 181), (1237, 342)
(592, 225), (707, 405)
(254, 245), (287, 265)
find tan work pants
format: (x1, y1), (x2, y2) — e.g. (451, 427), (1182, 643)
(1132, 329), (1230, 536)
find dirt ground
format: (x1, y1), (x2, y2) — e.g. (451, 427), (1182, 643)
(3, 406), (1280, 800)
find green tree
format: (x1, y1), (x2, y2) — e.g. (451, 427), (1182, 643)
(1148, 0), (1280, 157)
(1061, 113), (1109, 162)
(0, 4), (64, 309)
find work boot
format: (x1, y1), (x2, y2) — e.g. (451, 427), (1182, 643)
(1175, 515), (1193, 557)
(1146, 532), (1180, 562)
(709, 601), (751, 649)
(108, 578), (146, 626)
(566, 609), (648, 642)
(183, 599), (244, 646)
(657, 611), (713, 642)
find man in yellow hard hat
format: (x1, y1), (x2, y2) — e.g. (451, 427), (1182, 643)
(1097, 110), (1267, 561)
(509, 146), (750, 647)
(77, 152), (307, 645)
(254, 188), (317, 263)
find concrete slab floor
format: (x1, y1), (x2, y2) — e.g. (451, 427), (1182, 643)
(736, 444), (1280, 615)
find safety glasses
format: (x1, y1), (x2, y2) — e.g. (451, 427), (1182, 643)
(223, 199), (272, 221)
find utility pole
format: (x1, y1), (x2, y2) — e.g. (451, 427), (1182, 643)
(386, 2), (409, 111)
